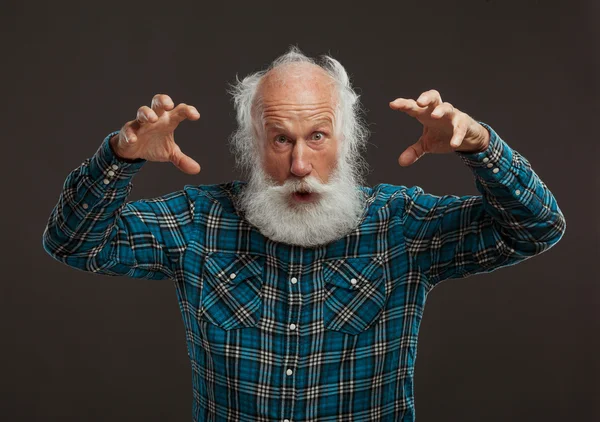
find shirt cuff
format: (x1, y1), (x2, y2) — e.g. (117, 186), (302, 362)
(455, 122), (514, 186)
(88, 131), (147, 189)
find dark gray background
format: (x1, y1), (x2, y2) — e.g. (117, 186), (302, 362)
(2, 1), (597, 421)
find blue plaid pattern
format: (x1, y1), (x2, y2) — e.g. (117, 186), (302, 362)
(42, 123), (566, 421)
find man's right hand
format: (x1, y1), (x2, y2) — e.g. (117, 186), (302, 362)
(110, 94), (201, 174)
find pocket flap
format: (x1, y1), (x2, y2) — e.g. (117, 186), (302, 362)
(324, 256), (383, 289)
(204, 252), (264, 285)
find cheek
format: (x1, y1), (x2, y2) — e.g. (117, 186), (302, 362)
(324, 144), (340, 170)
(262, 150), (290, 183)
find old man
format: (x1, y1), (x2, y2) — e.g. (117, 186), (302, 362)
(43, 47), (565, 421)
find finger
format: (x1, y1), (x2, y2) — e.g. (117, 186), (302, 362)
(416, 89), (442, 108)
(136, 106), (158, 124)
(431, 102), (454, 119)
(450, 115), (467, 148)
(398, 138), (426, 167)
(170, 144), (201, 175)
(171, 103), (200, 124)
(121, 120), (141, 144)
(389, 98), (425, 118)
(151, 94), (175, 117)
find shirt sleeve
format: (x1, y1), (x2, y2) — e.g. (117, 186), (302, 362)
(400, 122), (566, 289)
(42, 131), (197, 281)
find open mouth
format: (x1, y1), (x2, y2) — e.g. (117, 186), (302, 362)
(292, 190), (317, 203)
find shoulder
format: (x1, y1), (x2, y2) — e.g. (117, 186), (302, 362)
(182, 180), (243, 214)
(360, 183), (430, 221)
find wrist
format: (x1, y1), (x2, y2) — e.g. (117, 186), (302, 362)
(457, 123), (490, 153)
(109, 134), (144, 163)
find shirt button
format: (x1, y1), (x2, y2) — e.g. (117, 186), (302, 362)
(111, 164), (119, 170)
(289, 323), (296, 330)
(492, 168), (499, 174)
(483, 157), (490, 163)
(229, 273), (236, 280)
(350, 278), (358, 285)
(82, 203), (89, 209)
(290, 277), (298, 284)
(284, 419), (290, 422)
(108, 170), (115, 177)
(286, 369), (293, 376)
(486, 163), (494, 168)
(103, 179), (110, 185)
(515, 189), (521, 195)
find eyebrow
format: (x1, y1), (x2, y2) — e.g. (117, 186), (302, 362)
(310, 119), (333, 128)
(265, 122), (287, 132)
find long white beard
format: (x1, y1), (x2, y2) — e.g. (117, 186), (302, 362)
(237, 161), (366, 247)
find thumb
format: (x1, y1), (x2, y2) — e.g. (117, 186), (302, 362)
(398, 138), (426, 167)
(170, 147), (201, 175)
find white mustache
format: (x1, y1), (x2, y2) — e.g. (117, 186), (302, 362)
(272, 176), (333, 195)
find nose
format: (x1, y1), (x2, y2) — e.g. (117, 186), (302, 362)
(290, 141), (312, 178)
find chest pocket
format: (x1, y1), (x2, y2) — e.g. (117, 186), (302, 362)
(200, 252), (265, 330)
(323, 256), (386, 335)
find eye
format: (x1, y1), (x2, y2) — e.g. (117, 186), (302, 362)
(275, 135), (288, 144)
(312, 132), (325, 141)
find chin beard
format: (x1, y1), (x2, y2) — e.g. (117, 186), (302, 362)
(237, 162), (366, 247)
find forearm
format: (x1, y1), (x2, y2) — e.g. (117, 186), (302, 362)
(42, 131), (147, 271)
(402, 122), (566, 287)
(455, 122), (566, 253)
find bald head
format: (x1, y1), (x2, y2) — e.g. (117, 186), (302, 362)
(254, 62), (339, 127)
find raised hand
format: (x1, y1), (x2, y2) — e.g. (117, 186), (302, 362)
(111, 94), (201, 174)
(389, 89), (490, 167)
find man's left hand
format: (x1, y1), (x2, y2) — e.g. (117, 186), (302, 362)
(390, 89), (490, 167)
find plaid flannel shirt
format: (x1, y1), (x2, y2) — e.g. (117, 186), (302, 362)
(42, 122), (565, 421)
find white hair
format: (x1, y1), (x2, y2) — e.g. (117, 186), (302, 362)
(228, 46), (370, 184)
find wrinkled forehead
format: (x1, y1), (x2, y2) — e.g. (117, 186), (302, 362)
(257, 63), (338, 108)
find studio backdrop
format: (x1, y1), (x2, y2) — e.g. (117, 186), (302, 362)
(1, 1), (596, 421)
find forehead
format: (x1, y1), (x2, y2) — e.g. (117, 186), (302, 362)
(258, 63), (337, 109)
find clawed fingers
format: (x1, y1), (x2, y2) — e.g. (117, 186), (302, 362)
(171, 103), (200, 124)
(121, 120), (140, 144)
(431, 102), (455, 119)
(389, 98), (426, 118)
(170, 143), (201, 175)
(136, 106), (158, 124)
(449, 115), (467, 147)
(416, 89), (442, 108)
(151, 94), (175, 117)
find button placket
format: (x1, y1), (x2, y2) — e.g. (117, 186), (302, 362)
(283, 266), (301, 421)
(104, 163), (119, 185)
